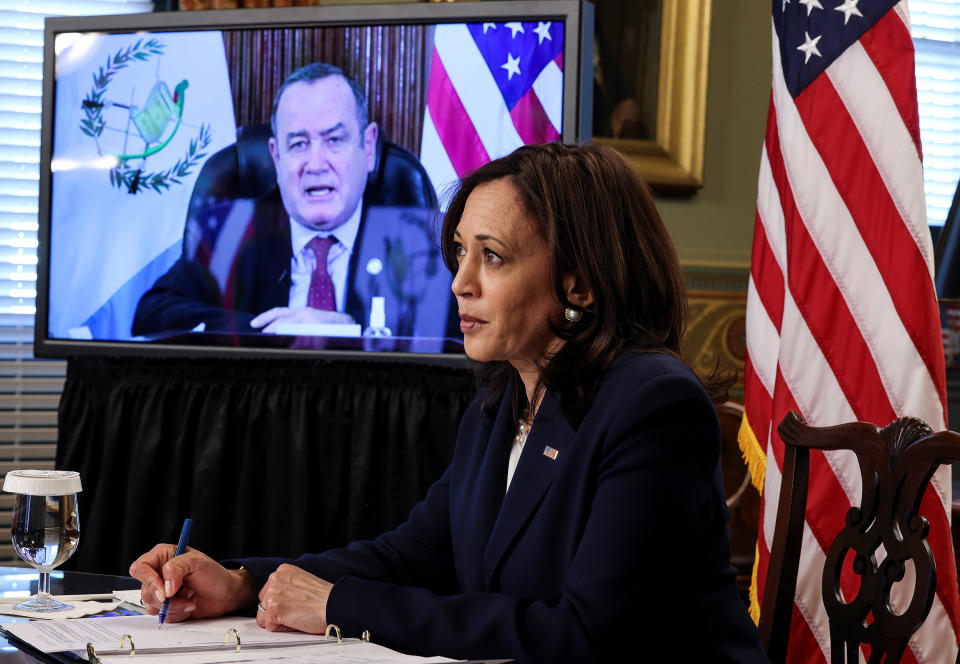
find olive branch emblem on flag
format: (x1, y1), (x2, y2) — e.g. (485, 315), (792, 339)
(79, 38), (211, 194)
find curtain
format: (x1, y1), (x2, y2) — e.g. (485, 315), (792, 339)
(220, 26), (429, 153)
(179, 3), (431, 153)
(57, 356), (475, 575)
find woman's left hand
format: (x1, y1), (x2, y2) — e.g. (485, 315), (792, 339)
(256, 564), (333, 633)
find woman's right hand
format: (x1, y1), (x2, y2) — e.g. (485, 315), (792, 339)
(128, 544), (257, 622)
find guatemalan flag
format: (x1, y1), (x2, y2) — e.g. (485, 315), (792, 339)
(48, 30), (236, 341)
(419, 20), (564, 198)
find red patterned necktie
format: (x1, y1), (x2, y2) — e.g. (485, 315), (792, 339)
(306, 235), (337, 311)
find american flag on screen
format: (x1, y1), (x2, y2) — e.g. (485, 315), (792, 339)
(740, 1), (960, 661)
(419, 20), (564, 195)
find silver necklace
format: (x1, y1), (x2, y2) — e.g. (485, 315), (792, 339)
(515, 419), (530, 448)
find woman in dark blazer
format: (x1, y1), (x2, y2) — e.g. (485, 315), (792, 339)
(130, 143), (769, 663)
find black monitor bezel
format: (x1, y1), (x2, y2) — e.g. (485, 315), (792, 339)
(33, 1), (595, 364)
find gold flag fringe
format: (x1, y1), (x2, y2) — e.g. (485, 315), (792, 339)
(748, 542), (761, 624)
(738, 412), (766, 625)
(737, 411), (766, 494)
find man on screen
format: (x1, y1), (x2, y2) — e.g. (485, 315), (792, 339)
(131, 63), (450, 340)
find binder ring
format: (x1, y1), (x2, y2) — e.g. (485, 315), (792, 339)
(85, 643), (103, 664)
(120, 634), (135, 656)
(225, 628), (241, 652)
(325, 623), (342, 645)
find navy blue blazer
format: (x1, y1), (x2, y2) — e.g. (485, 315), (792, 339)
(240, 353), (769, 663)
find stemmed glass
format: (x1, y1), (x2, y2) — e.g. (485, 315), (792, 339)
(3, 470), (81, 612)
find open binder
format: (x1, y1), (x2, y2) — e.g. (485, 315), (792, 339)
(1, 614), (458, 663)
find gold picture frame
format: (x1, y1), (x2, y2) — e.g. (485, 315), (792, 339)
(593, 0), (711, 194)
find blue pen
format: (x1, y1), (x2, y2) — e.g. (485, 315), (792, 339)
(158, 517), (193, 628)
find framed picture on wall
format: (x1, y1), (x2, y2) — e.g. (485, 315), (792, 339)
(591, 0), (710, 194)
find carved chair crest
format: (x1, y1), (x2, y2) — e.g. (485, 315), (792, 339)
(767, 411), (960, 663)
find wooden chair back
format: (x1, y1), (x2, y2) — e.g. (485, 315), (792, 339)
(758, 410), (960, 663)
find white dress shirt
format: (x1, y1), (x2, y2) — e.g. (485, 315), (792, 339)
(506, 436), (523, 492)
(287, 201), (363, 312)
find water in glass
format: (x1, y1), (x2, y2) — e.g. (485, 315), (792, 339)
(11, 493), (80, 611)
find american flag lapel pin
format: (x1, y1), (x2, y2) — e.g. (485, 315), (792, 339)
(542, 445), (559, 461)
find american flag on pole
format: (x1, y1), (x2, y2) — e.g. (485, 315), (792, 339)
(419, 20), (564, 196)
(740, 1), (960, 661)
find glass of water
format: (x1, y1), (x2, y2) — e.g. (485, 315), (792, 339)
(3, 470), (81, 612)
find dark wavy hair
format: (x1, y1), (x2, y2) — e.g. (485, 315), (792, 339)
(440, 143), (731, 422)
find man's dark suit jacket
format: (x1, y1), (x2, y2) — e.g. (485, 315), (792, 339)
(239, 353), (771, 663)
(131, 188), (454, 340)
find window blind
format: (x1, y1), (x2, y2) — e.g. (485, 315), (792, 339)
(0, 0), (153, 563)
(911, 0), (960, 227)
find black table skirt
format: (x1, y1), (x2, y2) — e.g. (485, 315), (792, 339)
(56, 356), (476, 575)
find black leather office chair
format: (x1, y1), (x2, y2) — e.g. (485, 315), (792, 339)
(185, 123), (437, 223)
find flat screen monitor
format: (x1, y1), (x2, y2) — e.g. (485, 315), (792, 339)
(35, 1), (594, 361)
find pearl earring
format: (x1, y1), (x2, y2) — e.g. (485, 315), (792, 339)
(563, 306), (583, 323)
